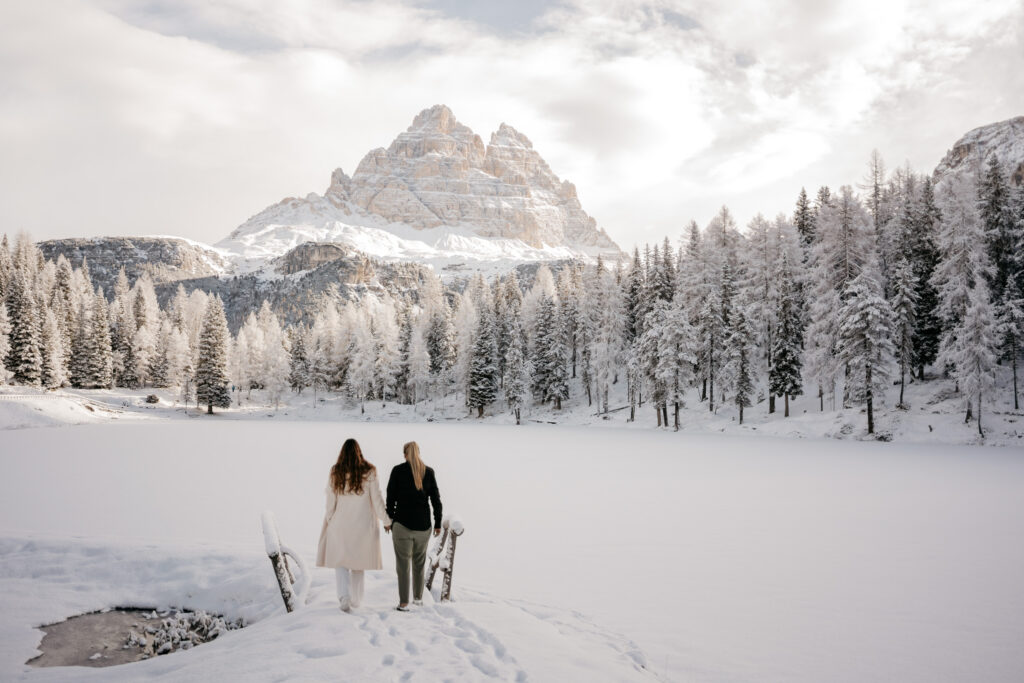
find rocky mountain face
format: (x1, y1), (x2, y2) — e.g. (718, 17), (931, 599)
(933, 116), (1024, 186)
(37, 237), (228, 296)
(217, 105), (622, 267)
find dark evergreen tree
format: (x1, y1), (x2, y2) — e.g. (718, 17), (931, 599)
(911, 176), (942, 378)
(890, 258), (918, 408)
(794, 187), (815, 249)
(769, 253), (803, 417)
(978, 156), (1016, 302)
(623, 247), (645, 343)
(195, 296), (231, 414)
(467, 310), (499, 417)
(503, 318), (529, 425)
(289, 331), (310, 394)
(4, 266), (41, 385)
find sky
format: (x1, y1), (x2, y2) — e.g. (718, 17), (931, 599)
(1, 0), (1022, 252)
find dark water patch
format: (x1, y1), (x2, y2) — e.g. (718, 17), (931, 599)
(27, 607), (244, 668)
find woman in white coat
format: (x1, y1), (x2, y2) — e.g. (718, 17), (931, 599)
(316, 438), (392, 612)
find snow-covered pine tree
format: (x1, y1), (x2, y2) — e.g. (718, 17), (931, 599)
(890, 257), (918, 408)
(467, 309), (499, 417)
(503, 320), (529, 425)
(452, 294), (478, 400)
(769, 252), (803, 417)
(997, 296), (1024, 411)
(109, 268), (134, 386)
(150, 319), (173, 389)
(638, 302), (668, 426)
(288, 330), (310, 394)
(794, 187), (814, 250)
(309, 340), (329, 404)
(0, 302), (10, 384)
(837, 270), (894, 435)
(933, 172), (990, 402)
(531, 295), (569, 410)
(345, 314), (376, 412)
(623, 247), (646, 343)
(724, 299), (757, 424)
(4, 265), (42, 385)
(978, 155), (1017, 302)
(0, 235), (11, 301)
(911, 176), (942, 379)
(195, 296), (231, 414)
(407, 325), (431, 405)
(87, 286), (113, 388)
(588, 262), (625, 414)
(744, 213), (777, 411)
(395, 306), (413, 403)
(951, 279), (999, 436)
(39, 308), (65, 389)
(696, 286), (725, 412)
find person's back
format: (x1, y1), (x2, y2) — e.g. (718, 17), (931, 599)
(386, 442), (442, 610)
(387, 461), (442, 531)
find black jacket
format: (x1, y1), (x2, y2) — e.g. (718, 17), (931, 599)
(386, 462), (442, 532)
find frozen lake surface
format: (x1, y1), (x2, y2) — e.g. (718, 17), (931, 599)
(2, 421), (1023, 681)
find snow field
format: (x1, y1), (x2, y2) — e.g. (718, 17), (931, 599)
(1, 421), (1023, 681)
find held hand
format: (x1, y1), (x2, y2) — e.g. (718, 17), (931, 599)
(434, 528), (441, 537)
(385, 525), (392, 534)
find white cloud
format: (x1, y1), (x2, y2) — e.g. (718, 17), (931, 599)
(0, 0), (1021, 249)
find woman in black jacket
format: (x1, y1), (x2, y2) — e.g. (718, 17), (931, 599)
(385, 441), (442, 610)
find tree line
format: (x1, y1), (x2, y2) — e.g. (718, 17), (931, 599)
(1, 153), (1022, 434)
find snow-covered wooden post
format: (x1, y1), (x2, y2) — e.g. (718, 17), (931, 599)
(440, 516), (464, 602)
(425, 525), (449, 591)
(260, 509), (307, 610)
(426, 515), (464, 601)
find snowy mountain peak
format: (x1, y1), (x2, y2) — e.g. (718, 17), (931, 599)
(934, 115), (1024, 186)
(216, 105), (622, 275)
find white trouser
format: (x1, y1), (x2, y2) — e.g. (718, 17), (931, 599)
(335, 568), (365, 607)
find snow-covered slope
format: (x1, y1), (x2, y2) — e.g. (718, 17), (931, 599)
(933, 115), (1024, 186)
(216, 105), (623, 275)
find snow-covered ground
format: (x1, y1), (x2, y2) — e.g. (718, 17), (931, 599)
(1, 415), (1023, 681)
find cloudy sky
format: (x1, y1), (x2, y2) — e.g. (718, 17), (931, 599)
(1, 0), (1022, 251)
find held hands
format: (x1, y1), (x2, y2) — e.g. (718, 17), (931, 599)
(434, 528), (441, 537)
(384, 525), (392, 534)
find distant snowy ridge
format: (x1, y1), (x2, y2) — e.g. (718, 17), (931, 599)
(216, 104), (623, 274)
(934, 115), (1024, 187)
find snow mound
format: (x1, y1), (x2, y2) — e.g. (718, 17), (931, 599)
(0, 390), (131, 430)
(0, 536), (655, 682)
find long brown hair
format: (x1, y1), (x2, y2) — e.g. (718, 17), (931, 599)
(403, 441), (426, 491)
(331, 438), (375, 494)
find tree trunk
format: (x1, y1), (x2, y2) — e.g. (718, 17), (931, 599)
(899, 367), (905, 408)
(1013, 352), (1019, 411)
(866, 364), (874, 435)
(673, 401), (680, 431)
(819, 386), (823, 411)
(701, 378), (707, 401)
(661, 403), (668, 427)
(768, 395), (775, 414)
(978, 392), (983, 437)
(655, 405), (662, 427)
(554, 397), (561, 410)
(587, 383), (592, 407)
(784, 393), (790, 417)
(965, 403), (972, 423)
(739, 402), (744, 424)
(515, 407), (520, 425)
(477, 405), (484, 418)
(207, 403), (213, 415)
(708, 373), (715, 412)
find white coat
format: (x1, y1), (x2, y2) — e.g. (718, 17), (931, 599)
(316, 470), (392, 570)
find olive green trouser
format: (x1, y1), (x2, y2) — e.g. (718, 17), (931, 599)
(392, 522), (431, 604)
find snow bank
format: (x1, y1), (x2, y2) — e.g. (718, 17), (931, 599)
(0, 536), (653, 682)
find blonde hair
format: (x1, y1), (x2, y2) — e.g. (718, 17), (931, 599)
(403, 441), (426, 491)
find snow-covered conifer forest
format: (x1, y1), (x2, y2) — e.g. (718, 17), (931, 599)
(3, 155), (1022, 439)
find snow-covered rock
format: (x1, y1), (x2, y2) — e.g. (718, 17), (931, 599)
(933, 115), (1024, 187)
(217, 104), (623, 272)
